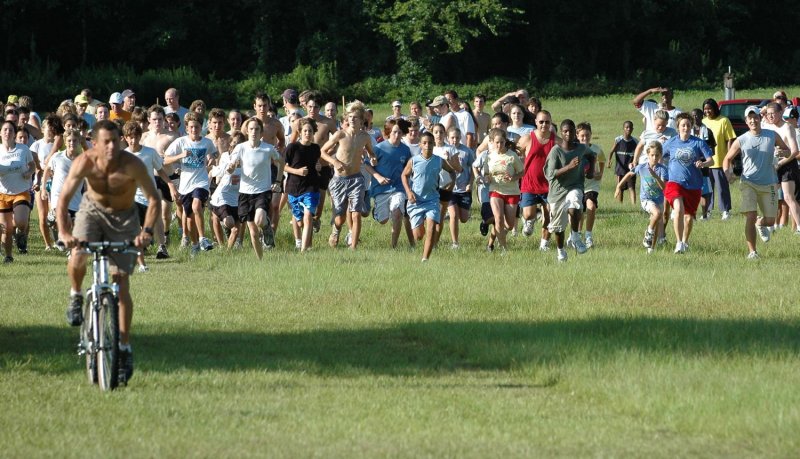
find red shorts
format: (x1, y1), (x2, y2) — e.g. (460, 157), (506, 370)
(489, 191), (520, 206)
(664, 182), (701, 216)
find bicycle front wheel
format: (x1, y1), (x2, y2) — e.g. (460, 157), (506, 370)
(96, 293), (120, 391)
(81, 292), (97, 385)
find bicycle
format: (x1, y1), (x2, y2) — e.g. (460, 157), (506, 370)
(59, 240), (139, 391)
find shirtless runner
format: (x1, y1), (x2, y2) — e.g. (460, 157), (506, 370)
(320, 101), (377, 249)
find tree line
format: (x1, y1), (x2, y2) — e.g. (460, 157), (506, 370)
(1, 0), (795, 108)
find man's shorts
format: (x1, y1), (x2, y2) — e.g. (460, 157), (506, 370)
(373, 191), (406, 223)
(448, 191), (472, 210)
(520, 192), (548, 208)
(180, 188), (209, 217)
(72, 197), (139, 275)
(288, 192), (320, 221)
(319, 166), (334, 191)
(641, 199), (662, 214)
(407, 198), (441, 229)
(0, 191), (31, 212)
(583, 191), (599, 211)
(778, 161), (800, 184)
(664, 182), (701, 217)
(489, 191), (520, 206)
(740, 181), (778, 218)
(547, 189), (583, 234)
(212, 204), (237, 221)
(618, 174), (636, 191)
(238, 191), (272, 222)
(481, 201), (493, 222)
(438, 188), (453, 203)
(329, 173), (366, 216)
(135, 203), (148, 226)
(701, 176), (712, 196)
(155, 177), (173, 203)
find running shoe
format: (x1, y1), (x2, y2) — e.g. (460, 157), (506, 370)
(66, 293), (83, 326)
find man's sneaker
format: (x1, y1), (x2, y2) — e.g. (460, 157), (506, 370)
(295, 239), (302, 249)
(261, 225), (275, 249)
(657, 237), (667, 246)
(646, 247), (654, 255)
(200, 237), (214, 251)
(3, 256), (13, 264)
(14, 232), (27, 254)
(312, 218), (321, 234)
(557, 248), (568, 262)
(756, 224), (771, 242)
(522, 220), (534, 237)
(569, 236), (587, 254)
(486, 243), (494, 253)
(190, 244), (200, 258)
(345, 232), (353, 247)
(539, 239), (550, 251)
(328, 231), (339, 247)
(674, 241), (686, 254)
(451, 243), (460, 250)
(643, 230), (654, 248)
(66, 294), (84, 326)
(585, 235), (594, 249)
(721, 211), (731, 220)
(155, 245), (170, 259)
(794, 229), (800, 236)
(479, 221), (489, 237)
(510, 228), (518, 237)
(180, 236), (190, 249)
(137, 264), (149, 273)
(119, 346), (134, 384)
(747, 251), (760, 260)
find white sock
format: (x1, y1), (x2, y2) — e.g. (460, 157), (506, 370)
(585, 230), (593, 237)
(70, 289), (81, 296)
(540, 238), (548, 246)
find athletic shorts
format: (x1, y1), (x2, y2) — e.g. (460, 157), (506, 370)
(288, 192), (320, 221)
(778, 161), (800, 183)
(72, 197), (139, 275)
(701, 176), (712, 196)
(238, 191), (272, 222)
(0, 191), (31, 212)
(547, 189), (583, 234)
(407, 198), (440, 229)
(641, 199), (662, 214)
(618, 174), (636, 191)
(583, 191), (599, 211)
(212, 204), (237, 221)
(489, 191), (520, 206)
(448, 192), (472, 210)
(329, 173), (366, 216)
(318, 166), (333, 191)
(438, 188), (453, 203)
(135, 203), (148, 226)
(155, 177), (173, 202)
(481, 201), (493, 222)
(740, 181), (778, 218)
(664, 182), (701, 217)
(372, 191), (406, 222)
(520, 192), (548, 208)
(180, 188), (209, 217)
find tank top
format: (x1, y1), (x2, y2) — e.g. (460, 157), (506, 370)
(520, 131), (555, 194)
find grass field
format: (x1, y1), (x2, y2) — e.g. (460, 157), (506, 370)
(2, 88), (800, 457)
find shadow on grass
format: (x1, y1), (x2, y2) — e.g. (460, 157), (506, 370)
(2, 317), (798, 377)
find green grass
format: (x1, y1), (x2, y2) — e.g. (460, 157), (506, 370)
(3, 89), (800, 457)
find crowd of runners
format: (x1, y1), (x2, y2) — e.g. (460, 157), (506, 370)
(2, 86), (797, 382)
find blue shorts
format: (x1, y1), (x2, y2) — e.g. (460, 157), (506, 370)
(520, 192), (548, 208)
(407, 199), (440, 229)
(288, 192), (320, 221)
(180, 188), (209, 217)
(701, 177), (712, 196)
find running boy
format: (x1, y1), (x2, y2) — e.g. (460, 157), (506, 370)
(609, 120), (638, 205)
(615, 141), (668, 254)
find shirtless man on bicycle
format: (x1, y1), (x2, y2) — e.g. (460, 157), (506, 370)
(57, 120), (162, 382)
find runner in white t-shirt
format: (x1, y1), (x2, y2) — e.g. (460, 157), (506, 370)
(164, 112), (217, 256)
(230, 118), (284, 259)
(210, 132), (245, 250)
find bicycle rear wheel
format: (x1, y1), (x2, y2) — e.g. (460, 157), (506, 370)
(96, 293), (120, 391)
(80, 292), (97, 385)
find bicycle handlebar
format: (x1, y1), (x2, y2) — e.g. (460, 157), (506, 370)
(55, 240), (139, 255)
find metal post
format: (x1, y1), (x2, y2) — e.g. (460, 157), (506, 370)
(723, 66), (735, 100)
